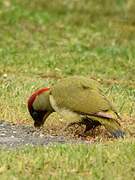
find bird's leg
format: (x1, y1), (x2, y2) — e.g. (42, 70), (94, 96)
(82, 118), (101, 133)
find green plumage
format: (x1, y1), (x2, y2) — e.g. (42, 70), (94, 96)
(30, 76), (125, 137)
(50, 76), (125, 138)
(51, 77), (113, 114)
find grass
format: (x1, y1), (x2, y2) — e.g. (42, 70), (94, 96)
(0, 140), (135, 180)
(0, 0), (135, 179)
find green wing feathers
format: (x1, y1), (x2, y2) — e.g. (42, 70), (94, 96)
(51, 76), (113, 114)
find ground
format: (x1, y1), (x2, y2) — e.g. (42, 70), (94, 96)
(0, 0), (135, 179)
(0, 120), (67, 148)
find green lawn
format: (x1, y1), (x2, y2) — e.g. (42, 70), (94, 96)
(0, 0), (135, 179)
(0, 140), (135, 180)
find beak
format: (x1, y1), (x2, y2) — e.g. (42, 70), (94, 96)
(34, 111), (51, 128)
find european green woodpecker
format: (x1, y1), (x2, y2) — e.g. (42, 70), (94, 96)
(28, 76), (125, 138)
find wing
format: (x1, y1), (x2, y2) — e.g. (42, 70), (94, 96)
(50, 76), (115, 115)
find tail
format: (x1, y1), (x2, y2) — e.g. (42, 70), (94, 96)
(87, 110), (125, 138)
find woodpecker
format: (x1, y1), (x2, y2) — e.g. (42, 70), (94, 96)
(28, 76), (125, 138)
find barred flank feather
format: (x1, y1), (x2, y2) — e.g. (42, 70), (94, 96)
(87, 110), (125, 138)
